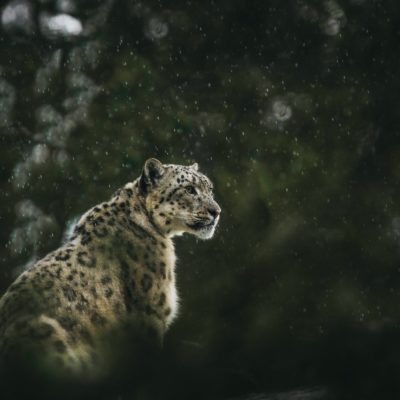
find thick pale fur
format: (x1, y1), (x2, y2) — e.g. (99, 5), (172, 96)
(0, 159), (220, 377)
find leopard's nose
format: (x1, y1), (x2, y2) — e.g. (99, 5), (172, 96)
(208, 205), (221, 219)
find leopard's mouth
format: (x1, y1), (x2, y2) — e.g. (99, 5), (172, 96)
(187, 219), (215, 230)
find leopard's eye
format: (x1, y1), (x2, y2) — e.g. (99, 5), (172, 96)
(185, 185), (197, 195)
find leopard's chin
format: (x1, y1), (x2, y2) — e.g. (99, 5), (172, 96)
(188, 217), (219, 240)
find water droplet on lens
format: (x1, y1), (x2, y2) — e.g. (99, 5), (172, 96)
(145, 17), (169, 40)
(272, 100), (292, 122)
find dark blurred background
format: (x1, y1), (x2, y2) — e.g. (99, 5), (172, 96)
(1, 0), (400, 399)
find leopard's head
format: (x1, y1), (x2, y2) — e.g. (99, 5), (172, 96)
(139, 158), (221, 239)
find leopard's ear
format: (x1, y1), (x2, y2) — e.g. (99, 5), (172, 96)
(190, 162), (199, 171)
(139, 158), (165, 194)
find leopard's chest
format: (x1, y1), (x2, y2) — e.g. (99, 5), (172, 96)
(160, 241), (178, 328)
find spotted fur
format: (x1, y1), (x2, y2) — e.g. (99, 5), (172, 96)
(0, 159), (220, 377)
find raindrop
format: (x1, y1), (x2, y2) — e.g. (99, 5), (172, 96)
(145, 17), (169, 40)
(272, 100), (292, 122)
(261, 98), (293, 130)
